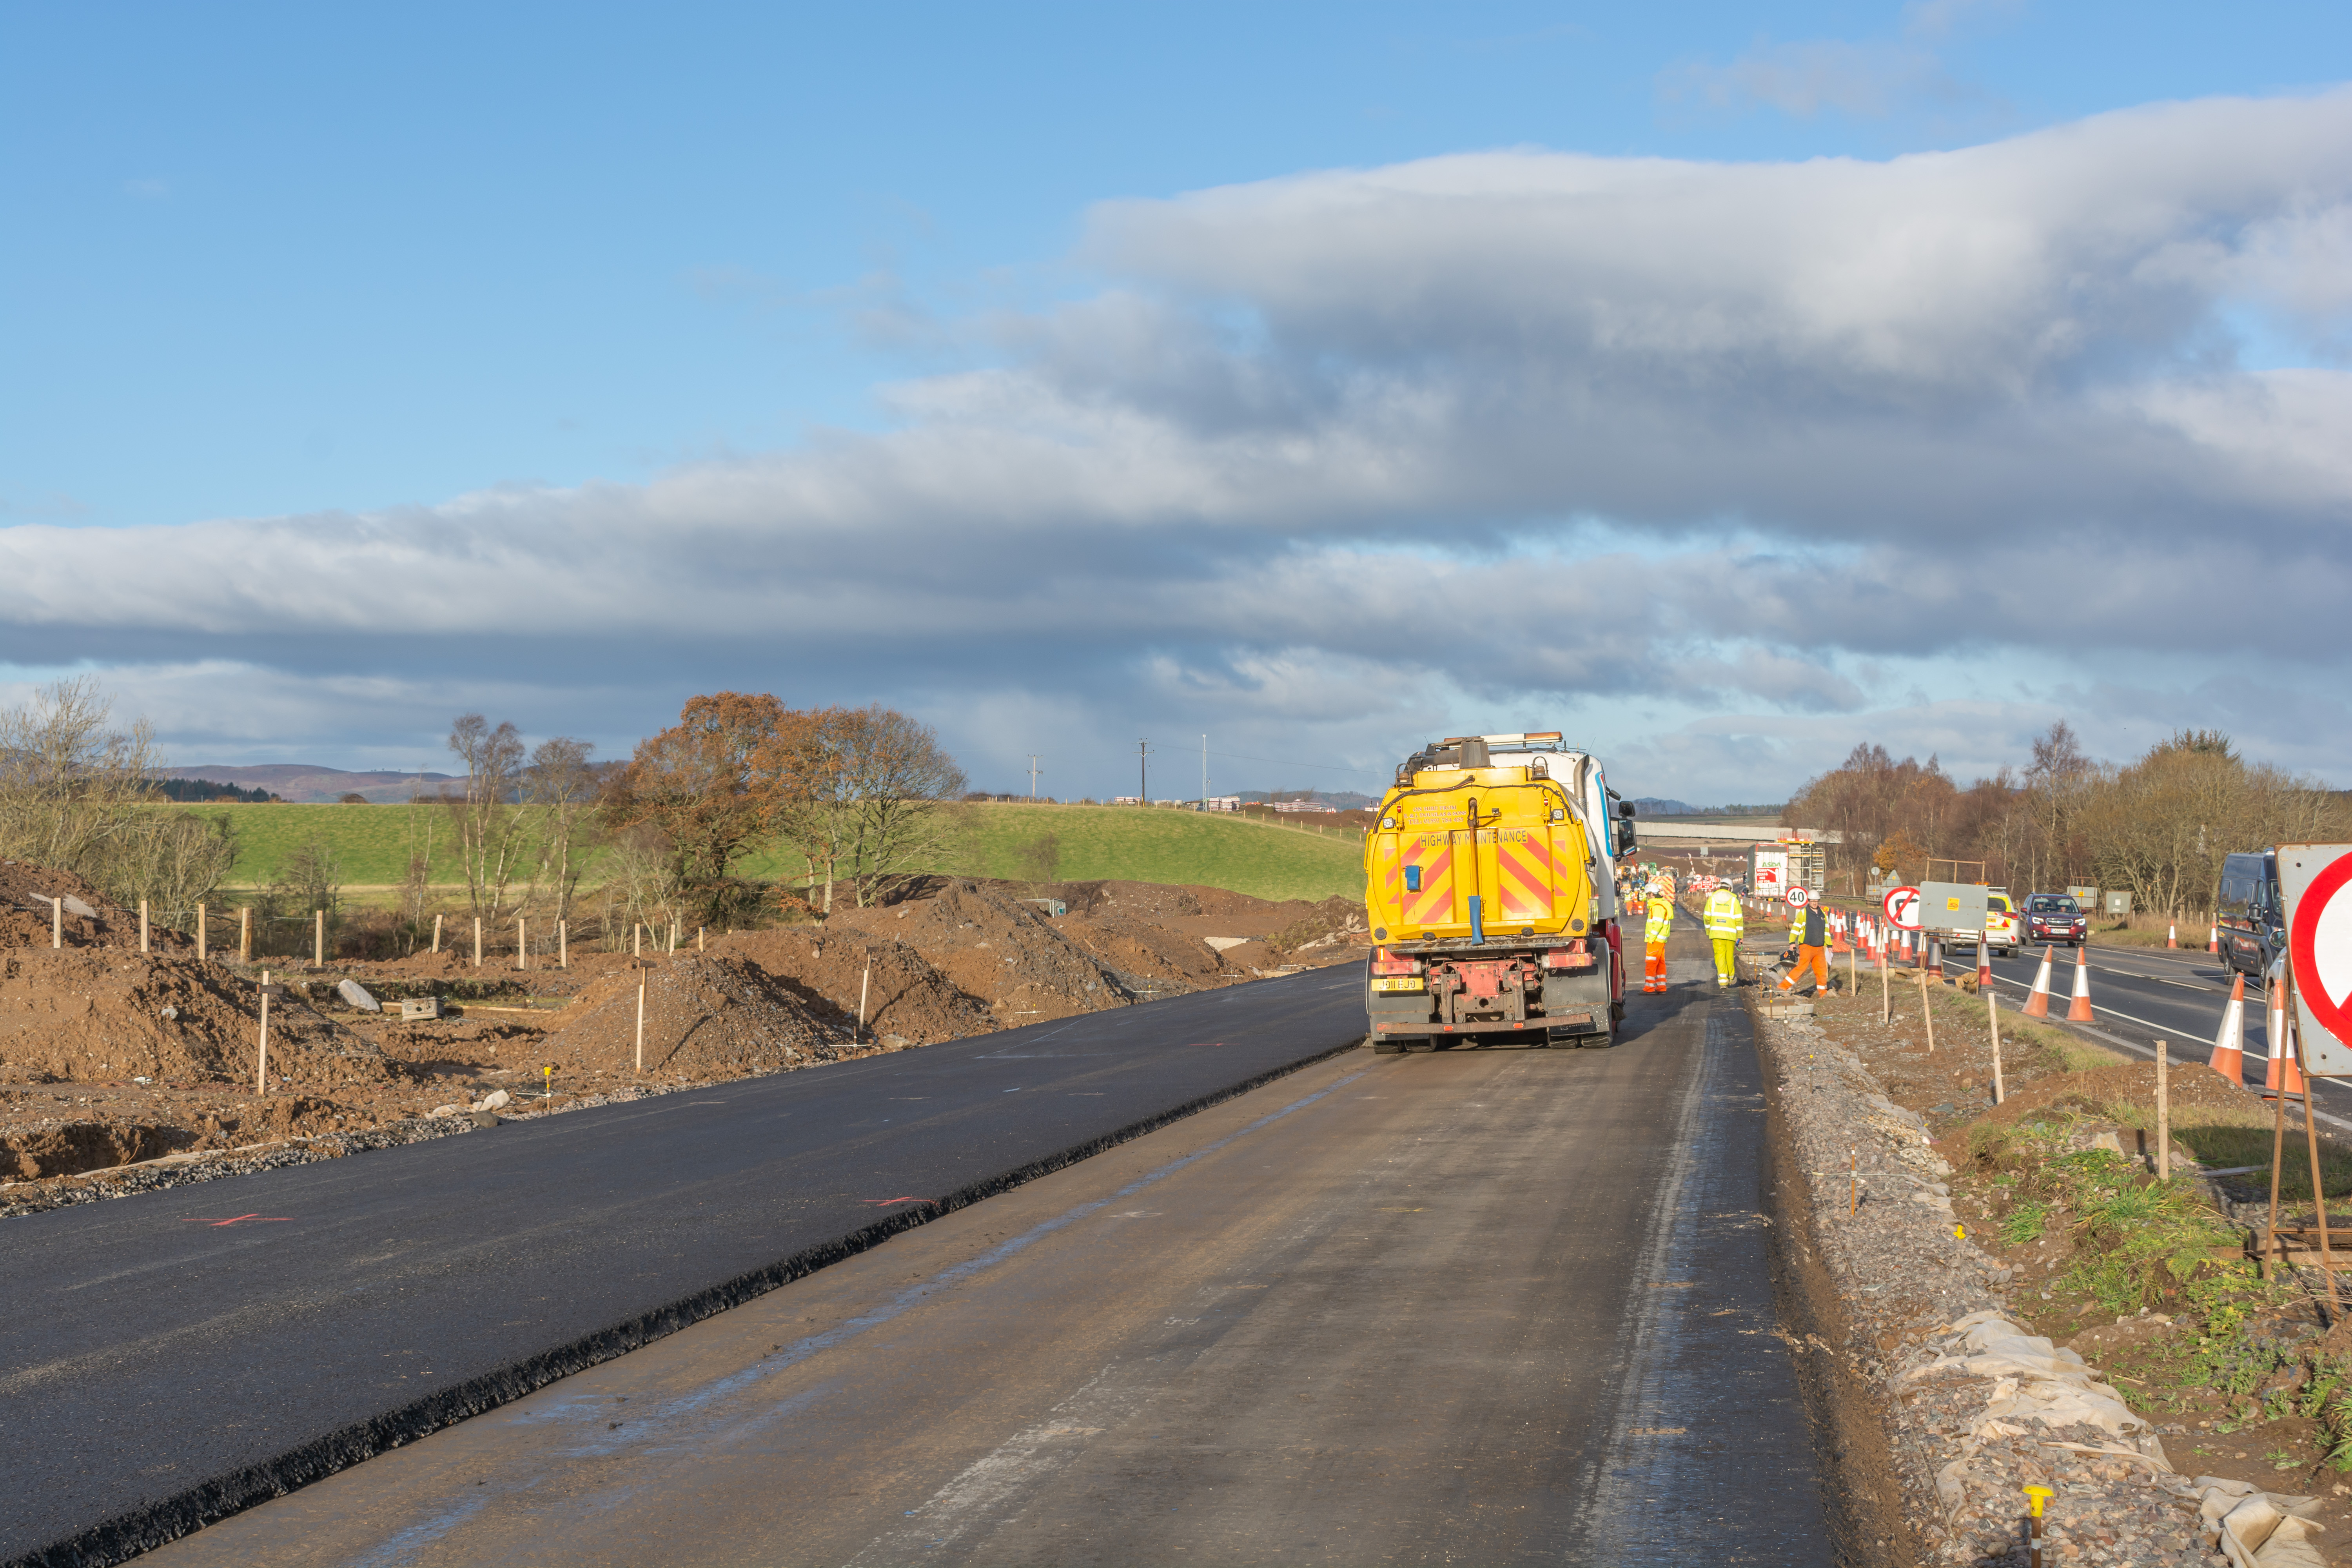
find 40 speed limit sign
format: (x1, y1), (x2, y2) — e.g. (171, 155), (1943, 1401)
(1882, 885), (1923, 931)
(2283, 844), (2352, 1076)
(1785, 886), (1811, 908)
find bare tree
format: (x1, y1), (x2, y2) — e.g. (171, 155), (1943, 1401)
(825, 706), (971, 908)
(0, 678), (234, 923)
(445, 714), (535, 921)
(526, 737), (602, 929)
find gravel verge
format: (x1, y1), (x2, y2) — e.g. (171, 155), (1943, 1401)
(1759, 1002), (2326, 1566)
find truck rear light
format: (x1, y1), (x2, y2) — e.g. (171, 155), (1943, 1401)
(1542, 944), (1594, 970)
(1371, 949), (1421, 976)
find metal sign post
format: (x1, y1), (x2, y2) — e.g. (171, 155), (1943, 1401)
(2269, 844), (2352, 1296)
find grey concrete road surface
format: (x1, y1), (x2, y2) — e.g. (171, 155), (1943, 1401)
(1, 969), (1370, 1567)
(144, 913), (1833, 1566)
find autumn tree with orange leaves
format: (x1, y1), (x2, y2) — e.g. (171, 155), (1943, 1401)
(607, 693), (968, 920)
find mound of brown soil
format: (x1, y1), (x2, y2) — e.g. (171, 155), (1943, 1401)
(709, 928), (988, 1044)
(1, 1120), (172, 1180)
(0, 949), (395, 1088)
(0, 860), (187, 951)
(828, 881), (1131, 1025)
(536, 954), (850, 1080)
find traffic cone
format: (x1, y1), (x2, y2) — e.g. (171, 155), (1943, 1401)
(2167, 923), (2177, 949)
(1831, 915), (1849, 955)
(2022, 947), (2054, 1018)
(2208, 973), (2245, 1084)
(2267, 982), (2290, 1093)
(2207, 926), (2220, 954)
(2066, 946), (2094, 1022)
(2267, 989), (2305, 1098)
(1927, 939), (1944, 984)
(1976, 944), (1993, 991)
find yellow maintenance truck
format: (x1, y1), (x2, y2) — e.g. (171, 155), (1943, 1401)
(1361, 733), (1638, 1053)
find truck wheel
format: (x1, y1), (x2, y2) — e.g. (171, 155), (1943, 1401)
(1609, 1000), (1626, 1026)
(1373, 1038), (1406, 1055)
(1586, 1028), (1616, 1050)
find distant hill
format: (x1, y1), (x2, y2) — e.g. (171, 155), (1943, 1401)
(170, 764), (459, 804)
(1639, 803), (1787, 820)
(1238, 789), (1378, 810)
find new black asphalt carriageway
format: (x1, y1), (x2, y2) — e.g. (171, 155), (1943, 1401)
(0, 969), (1373, 1568)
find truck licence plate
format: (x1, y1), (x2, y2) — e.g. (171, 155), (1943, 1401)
(1372, 977), (1425, 993)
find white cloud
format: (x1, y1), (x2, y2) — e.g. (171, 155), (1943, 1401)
(9, 91), (2352, 799)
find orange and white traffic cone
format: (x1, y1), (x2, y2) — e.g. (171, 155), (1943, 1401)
(2207, 926), (2220, 954)
(2022, 946), (2054, 1018)
(1831, 916), (1849, 955)
(1927, 939), (1944, 983)
(2167, 923), (2177, 949)
(2066, 945), (2095, 1022)
(1977, 944), (1993, 991)
(2209, 973), (2245, 1084)
(2267, 982), (2290, 1093)
(2268, 989), (2306, 1098)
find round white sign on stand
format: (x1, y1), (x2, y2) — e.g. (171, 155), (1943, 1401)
(1883, 885), (1923, 931)
(2290, 850), (2352, 1051)
(1786, 886), (1811, 909)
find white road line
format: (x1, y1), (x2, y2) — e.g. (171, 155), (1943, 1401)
(1984, 973), (2212, 1040)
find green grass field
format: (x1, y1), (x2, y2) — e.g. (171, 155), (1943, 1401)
(189, 800), (1365, 905)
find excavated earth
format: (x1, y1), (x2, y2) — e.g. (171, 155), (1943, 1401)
(0, 871), (1369, 1216)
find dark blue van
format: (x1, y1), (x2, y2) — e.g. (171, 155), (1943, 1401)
(2217, 850), (2283, 980)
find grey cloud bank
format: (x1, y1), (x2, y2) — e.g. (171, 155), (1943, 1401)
(4, 90), (2348, 801)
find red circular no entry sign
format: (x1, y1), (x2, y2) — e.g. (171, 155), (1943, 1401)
(2290, 850), (2352, 1049)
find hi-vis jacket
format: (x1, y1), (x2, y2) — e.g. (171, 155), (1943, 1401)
(1703, 888), (1744, 939)
(1786, 906), (1826, 947)
(1643, 898), (1675, 946)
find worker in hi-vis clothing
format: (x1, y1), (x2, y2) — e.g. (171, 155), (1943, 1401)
(1779, 901), (1831, 995)
(1642, 887), (1675, 993)
(1703, 884), (1744, 988)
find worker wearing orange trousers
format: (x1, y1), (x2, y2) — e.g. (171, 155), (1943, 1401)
(1642, 891), (1675, 993)
(1779, 902), (1831, 995)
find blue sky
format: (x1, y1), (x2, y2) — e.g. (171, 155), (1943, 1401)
(4, 2), (2350, 801)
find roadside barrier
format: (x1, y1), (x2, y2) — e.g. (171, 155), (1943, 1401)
(2066, 946), (2095, 1022)
(2022, 947), (2055, 1018)
(2209, 973), (2245, 1084)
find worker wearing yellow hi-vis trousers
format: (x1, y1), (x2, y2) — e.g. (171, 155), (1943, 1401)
(1642, 892), (1675, 993)
(1702, 886), (1744, 988)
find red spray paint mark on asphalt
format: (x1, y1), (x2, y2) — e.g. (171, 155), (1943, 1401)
(861, 1197), (924, 1206)
(180, 1214), (293, 1227)
(1189, 1042), (1227, 1047)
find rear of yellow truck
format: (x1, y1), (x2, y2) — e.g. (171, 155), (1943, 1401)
(1360, 733), (1637, 1052)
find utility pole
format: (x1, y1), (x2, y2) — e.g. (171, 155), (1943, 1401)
(1138, 738), (1149, 805)
(1028, 755), (1041, 799)
(1201, 734), (1208, 809)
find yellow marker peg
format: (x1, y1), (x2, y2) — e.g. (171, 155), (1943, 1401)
(2024, 1485), (2053, 1517)
(1955, 1223), (1966, 1239)
(543, 1065), (552, 1096)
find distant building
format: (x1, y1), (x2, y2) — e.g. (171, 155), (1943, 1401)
(1203, 795), (1242, 811)
(1272, 800), (1339, 813)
